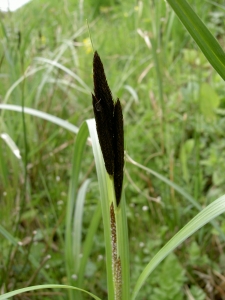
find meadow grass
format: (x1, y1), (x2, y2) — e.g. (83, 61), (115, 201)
(0, 0), (225, 299)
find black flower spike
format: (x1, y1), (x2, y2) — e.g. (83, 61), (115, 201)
(92, 51), (115, 175)
(92, 51), (124, 206)
(113, 99), (124, 206)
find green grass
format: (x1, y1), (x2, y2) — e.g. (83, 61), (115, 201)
(1, 0), (225, 299)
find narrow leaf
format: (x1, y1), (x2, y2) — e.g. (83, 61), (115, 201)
(167, 0), (225, 80)
(0, 284), (101, 300)
(131, 194), (225, 299)
(0, 104), (79, 134)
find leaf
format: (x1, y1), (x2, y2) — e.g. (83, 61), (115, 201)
(131, 194), (225, 299)
(0, 104), (79, 134)
(0, 284), (101, 300)
(166, 0), (225, 80)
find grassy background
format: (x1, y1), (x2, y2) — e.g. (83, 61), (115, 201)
(1, 0), (225, 299)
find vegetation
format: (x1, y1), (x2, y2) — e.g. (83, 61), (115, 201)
(0, 0), (225, 299)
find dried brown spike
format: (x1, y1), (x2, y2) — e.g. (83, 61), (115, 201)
(110, 203), (117, 262)
(115, 257), (122, 299)
(113, 99), (124, 206)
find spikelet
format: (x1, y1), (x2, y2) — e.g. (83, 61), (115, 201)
(113, 99), (124, 206)
(92, 51), (124, 206)
(92, 52), (114, 175)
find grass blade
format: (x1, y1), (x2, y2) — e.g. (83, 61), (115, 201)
(77, 202), (102, 290)
(131, 194), (225, 300)
(65, 121), (89, 298)
(34, 57), (91, 92)
(0, 225), (51, 281)
(2, 66), (46, 104)
(1, 133), (21, 159)
(0, 224), (19, 247)
(86, 119), (115, 300)
(0, 284), (101, 300)
(87, 118), (130, 300)
(73, 178), (92, 273)
(0, 104), (79, 134)
(166, 0), (225, 80)
(126, 154), (225, 240)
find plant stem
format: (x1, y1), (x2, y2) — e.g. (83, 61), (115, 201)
(110, 203), (122, 300)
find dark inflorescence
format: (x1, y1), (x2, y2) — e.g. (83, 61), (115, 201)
(92, 51), (124, 206)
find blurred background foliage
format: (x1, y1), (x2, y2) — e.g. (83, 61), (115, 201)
(0, 0), (225, 299)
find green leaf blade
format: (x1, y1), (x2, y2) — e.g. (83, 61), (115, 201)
(0, 284), (101, 300)
(167, 0), (225, 80)
(131, 194), (225, 300)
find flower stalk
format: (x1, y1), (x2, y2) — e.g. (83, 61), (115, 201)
(92, 51), (125, 299)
